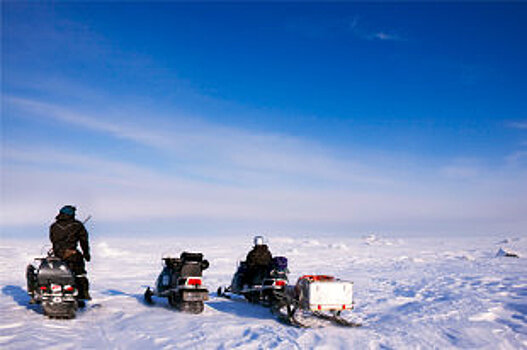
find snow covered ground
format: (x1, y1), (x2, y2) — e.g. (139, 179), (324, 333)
(1, 234), (526, 349)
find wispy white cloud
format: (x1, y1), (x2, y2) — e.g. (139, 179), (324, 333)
(4, 145), (525, 232)
(507, 121), (527, 129)
(506, 150), (527, 166)
(347, 16), (404, 42)
(6, 96), (176, 149)
(5, 96), (393, 187)
(440, 165), (480, 180)
(504, 121), (527, 166)
(3, 96), (527, 235)
(369, 32), (402, 41)
(439, 158), (482, 180)
(286, 15), (404, 43)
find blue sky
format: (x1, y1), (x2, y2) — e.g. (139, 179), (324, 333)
(2, 2), (526, 237)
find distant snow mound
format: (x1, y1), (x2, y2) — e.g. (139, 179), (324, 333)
(97, 242), (130, 258)
(363, 234), (400, 246)
(301, 239), (321, 247)
(496, 247), (519, 258)
(272, 237), (295, 244)
(363, 234), (379, 245)
(287, 248), (300, 255)
(328, 243), (348, 250)
(497, 237), (520, 244)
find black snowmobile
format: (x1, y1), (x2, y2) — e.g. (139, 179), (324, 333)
(26, 253), (79, 319)
(144, 252), (210, 314)
(218, 256), (289, 305)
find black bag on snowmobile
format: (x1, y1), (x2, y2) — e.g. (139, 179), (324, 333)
(271, 256), (288, 271)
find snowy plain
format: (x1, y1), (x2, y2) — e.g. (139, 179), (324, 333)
(1, 234), (526, 349)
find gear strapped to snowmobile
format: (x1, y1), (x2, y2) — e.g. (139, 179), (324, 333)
(144, 252), (210, 314)
(217, 256), (289, 306)
(26, 251), (80, 319)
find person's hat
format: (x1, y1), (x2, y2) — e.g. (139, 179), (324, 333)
(59, 205), (76, 216)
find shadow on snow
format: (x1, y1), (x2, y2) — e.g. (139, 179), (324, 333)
(206, 292), (277, 321)
(2, 285), (43, 315)
(100, 288), (276, 321)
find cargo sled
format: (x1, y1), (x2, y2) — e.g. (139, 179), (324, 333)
(272, 275), (361, 327)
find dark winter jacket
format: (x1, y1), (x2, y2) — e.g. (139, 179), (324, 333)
(246, 245), (272, 268)
(49, 213), (90, 261)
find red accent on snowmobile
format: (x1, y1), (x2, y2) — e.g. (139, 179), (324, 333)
(274, 280), (286, 287)
(186, 278), (202, 286)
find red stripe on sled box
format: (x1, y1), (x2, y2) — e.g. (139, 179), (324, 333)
(311, 304), (352, 310)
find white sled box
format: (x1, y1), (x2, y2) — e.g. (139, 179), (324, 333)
(298, 277), (354, 312)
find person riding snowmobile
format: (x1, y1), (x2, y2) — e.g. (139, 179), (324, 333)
(49, 205), (91, 305)
(243, 236), (272, 286)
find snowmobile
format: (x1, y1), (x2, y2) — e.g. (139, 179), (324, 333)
(26, 253), (79, 319)
(217, 256), (289, 306)
(144, 252), (210, 314)
(271, 275), (361, 327)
